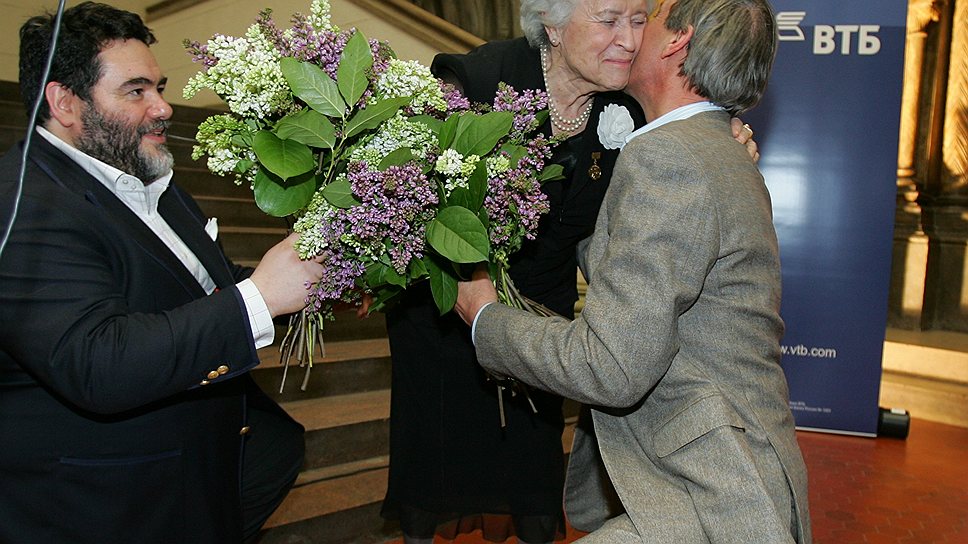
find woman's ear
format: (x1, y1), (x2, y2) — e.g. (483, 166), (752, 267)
(545, 25), (561, 47)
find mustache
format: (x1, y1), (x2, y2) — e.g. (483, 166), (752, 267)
(138, 120), (171, 137)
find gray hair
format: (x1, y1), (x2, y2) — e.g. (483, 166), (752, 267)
(519, 0), (580, 47)
(664, 0), (778, 115)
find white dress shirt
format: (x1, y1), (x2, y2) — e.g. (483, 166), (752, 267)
(622, 101), (725, 148)
(37, 126), (274, 348)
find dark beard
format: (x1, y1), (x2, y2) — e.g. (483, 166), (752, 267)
(76, 105), (174, 182)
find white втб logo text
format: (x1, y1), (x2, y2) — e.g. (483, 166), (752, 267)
(776, 11), (882, 56)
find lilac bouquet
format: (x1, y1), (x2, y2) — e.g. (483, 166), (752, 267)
(184, 1), (561, 388)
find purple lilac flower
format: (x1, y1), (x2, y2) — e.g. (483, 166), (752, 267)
(493, 84), (549, 139)
(483, 132), (555, 254)
(305, 160), (439, 310)
(184, 39), (218, 67)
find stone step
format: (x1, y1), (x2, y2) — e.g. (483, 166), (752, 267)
(174, 166), (257, 200)
(258, 411), (579, 544)
(254, 341), (391, 405)
(259, 461), (398, 544)
(219, 225), (290, 262)
(253, 310), (390, 405)
(285, 391), (390, 473)
(194, 195), (286, 230)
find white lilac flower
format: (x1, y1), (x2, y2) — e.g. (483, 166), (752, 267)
(207, 148), (239, 175)
(308, 0), (336, 32)
(486, 155), (511, 178)
(293, 187), (339, 259)
(376, 59), (447, 114)
(434, 149), (463, 176)
(350, 113), (436, 166)
(184, 26), (292, 118)
(442, 176), (469, 194)
(460, 154), (480, 177)
(192, 114), (258, 185)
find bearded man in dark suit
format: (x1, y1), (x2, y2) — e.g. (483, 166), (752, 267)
(0, 3), (324, 542)
(455, 0), (811, 542)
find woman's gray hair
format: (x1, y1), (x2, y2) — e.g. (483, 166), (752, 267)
(519, 0), (580, 47)
(665, 0), (778, 115)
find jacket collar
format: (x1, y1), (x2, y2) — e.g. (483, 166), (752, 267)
(26, 133), (236, 293)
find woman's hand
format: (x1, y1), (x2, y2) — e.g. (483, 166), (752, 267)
(731, 117), (759, 163)
(356, 293), (373, 319)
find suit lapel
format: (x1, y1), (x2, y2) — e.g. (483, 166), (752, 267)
(159, 186), (235, 289)
(28, 137), (211, 297)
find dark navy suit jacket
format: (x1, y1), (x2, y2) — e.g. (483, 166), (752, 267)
(0, 135), (283, 543)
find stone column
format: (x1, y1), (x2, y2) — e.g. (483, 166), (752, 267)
(889, 0), (946, 329)
(921, 0), (968, 332)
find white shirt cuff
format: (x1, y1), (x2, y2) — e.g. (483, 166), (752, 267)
(237, 278), (275, 349)
(470, 302), (495, 346)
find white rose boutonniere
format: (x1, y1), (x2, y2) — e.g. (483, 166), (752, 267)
(597, 104), (635, 150)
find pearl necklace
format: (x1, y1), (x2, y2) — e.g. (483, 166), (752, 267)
(540, 46), (592, 133)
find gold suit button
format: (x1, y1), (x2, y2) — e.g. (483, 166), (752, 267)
(207, 370), (220, 380)
(239, 426), (251, 435)
(217, 365), (229, 375)
(199, 379), (210, 386)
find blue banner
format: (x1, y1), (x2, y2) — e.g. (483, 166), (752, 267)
(743, 2), (908, 435)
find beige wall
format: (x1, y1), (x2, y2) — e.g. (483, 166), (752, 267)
(1, 1), (155, 85)
(1, 0), (443, 108)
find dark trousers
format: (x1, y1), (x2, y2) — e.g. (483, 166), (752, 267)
(241, 403), (305, 542)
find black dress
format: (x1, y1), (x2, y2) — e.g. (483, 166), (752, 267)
(380, 38), (643, 542)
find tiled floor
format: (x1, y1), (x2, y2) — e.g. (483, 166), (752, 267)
(802, 418), (968, 543)
(386, 418), (968, 543)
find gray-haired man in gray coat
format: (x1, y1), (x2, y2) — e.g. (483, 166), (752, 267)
(454, 0), (812, 541)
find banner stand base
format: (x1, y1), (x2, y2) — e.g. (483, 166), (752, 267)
(878, 407), (910, 439)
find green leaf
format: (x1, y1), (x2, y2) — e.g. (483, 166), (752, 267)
(437, 113), (460, 149)
(321, 178), (361, 209)
(252, 130), (314, 180)
(426, 206), (489, 263)
(337, 31), (373, 107)
(426, 257), (457, 315)
(409, 114), (442, 133)
(499, 143), (528, 167)
(446, 162), (487, 211)
(364, 261), (405, 288)
(364, 261), (390, 287)
(453, 111), (514, 156)
(384, 265), (407, 288)
(378, 147), (416, 171)
(275, 108), (336, 149)
(234, 158), (254, 174)
(253, 167), (317, 217)
(344, 96), (411, 138)
(281, 57), (345, 117)
(538, 163), (565, 182)
(477, 207), (490, 229)
(408, 258), (429, 279)
(367, 285), (404, 313)
(446, 188), (473, 209)
(466, 160), (488, 211)
(535, 109), (549, 127)
(231, 133), (250, 148)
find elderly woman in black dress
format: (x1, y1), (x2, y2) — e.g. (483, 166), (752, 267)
(377, 1), (756, 543)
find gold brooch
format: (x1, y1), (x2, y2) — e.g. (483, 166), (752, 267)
(588, 152), (602, 180)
